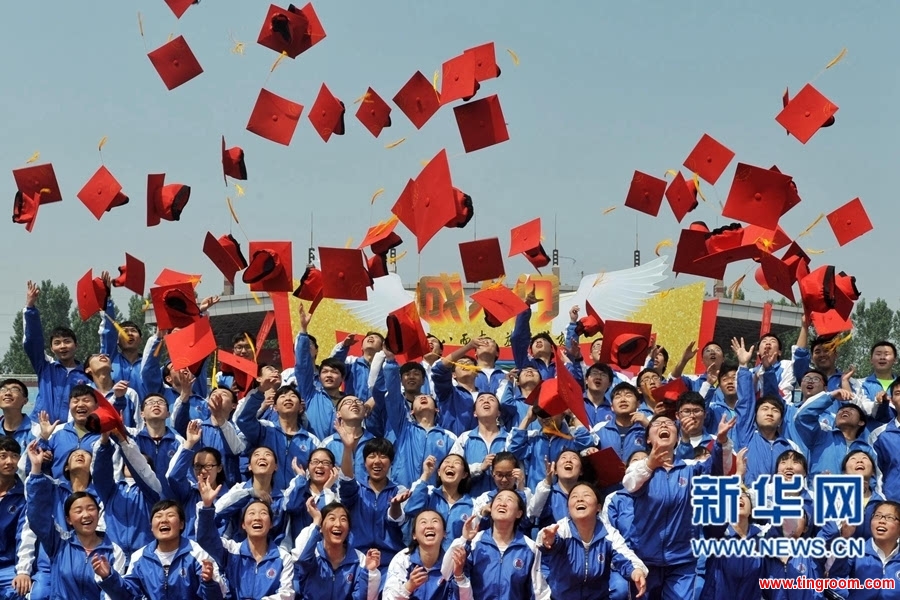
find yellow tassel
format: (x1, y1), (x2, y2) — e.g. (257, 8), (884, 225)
(142, 299), (151, 312)
(138, 12), (144, 38)
(244, 333), (257, 361)
(229, 32), (244, 55)
(692, 173), (707, 202)
(250, 291), (262, 305)
(822, 331), (852, 352)
(270, 51), (287, 73)
(602, 206), (616, 215)
(387, 250), (407, 264)
(654, 239), (673, 256)
(592, 272), (606, 287)
(211, 350), (217, 382)
(664, 169), (678, 178)
(167, 33), (174, 42)
(506, 48), (520, 66)
(25, 152), (40, 164)
(432, 70), (440, 91)
(345, 237), (354, 248)
(354, 91), (371, 104)
(226, 197), (240, 224)
(728, 275), (746, 303)
(825, 48), (847, 69)
(798, 213), (825, 238)
(449, 360), (481, 373)
(98, 136), (108, 152)
(384, 138), (406, 149)
(370, 188), (385, 204)
(234, 183), (245, 197)
(806, 248), (826, 255)
(101, 312), (129, 341)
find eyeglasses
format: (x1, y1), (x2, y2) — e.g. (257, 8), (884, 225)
(339, 397), (363, 407)
(143, 398), (167, 407)
(650, 420), (675, 429)
(801, 376), (825, 384)
(679, 408), (705, 417)
(0, 386), (23, 394)
(493, 471), (514, 480)
(309, 459), (334, 468)
(641, 375), (661, 383)
(872, 513), (900, 523)
(193, 463), (219, 472)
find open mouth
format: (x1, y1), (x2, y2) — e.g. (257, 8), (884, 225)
(250, 522), (264, 531)
(158, 523), (172, 533)
(876, 525), (888, 535)
(329, 527), (344, 538)
(442, 468), (457, 478)
(370, 464), (384, 476)
(658, 430), (671, 439)
(423, 529), (437, 541)
(81, 516), (95, 527)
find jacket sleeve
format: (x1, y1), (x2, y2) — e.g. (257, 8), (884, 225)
(22, 307), (47, 375)
(91, 438), (118, 502)
(794, 391), (832, 450)
(511, 308), (533, 370)
(99, 298), (119, 357)
(165, 444), (196, 503)
(607, 521), (649, 579)
(234, 389), (265, 447)
(140, 334), (164, 396)
(295, 334), (317, 401)
(290, 523), (320, 571)
(195, 506), (228, 566)
(119, 436), (163, 501)
(97, 567), (134, 600)
(383, 360), (407, 439)
(734, 366), (756, 449)
(622, 459), (653, 495)
(25, 474), (60, 557)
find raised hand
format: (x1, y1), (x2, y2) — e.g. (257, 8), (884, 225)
(716, 415), (738, 445)
(298, 303), (312, 332)
(646, 443), (673, 471)
(451, 546), (466, 577)
(200, 560), (214, 582)
(830, 388), (855, 402)
(525, 285), (541, 306)
(462, 514), (480, 542)
(365, 549), (381, 571)
(198, 476), (222, 507)
(25, 281), (40, 308)
(568, 305), (580, 323)
(306, 496), (322, 526)
(735, 447), (749, 479)
(38, 411), (60, 441)
(112, 380), (129, 398)
(185, 420), (202, 448)
(421, 455), (437, 482)
(90, 554), (111, 579)
(405, 566), (429, 593)
(730, 337), (754, 368)
(291, 457), (306, 477)
(26, 440), (44, 474)
(540, 523), (559, 549)
(198, 296), (221, 313)
(390, 489), (412, 507)
(681, 341), (697, 365)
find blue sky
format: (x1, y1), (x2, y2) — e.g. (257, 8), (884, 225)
(0, 1), (897, 359)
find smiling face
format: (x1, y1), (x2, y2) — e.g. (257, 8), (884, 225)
(871, 505), (900, 545)
(777, 454), (806, 481)
(152, 505), (184, 543)
(275, 388), (304, 417)
(308, 450), (335, 485)
(86, 354), (112, 376)
(555, 450), (582, 480)
(192, 451), (222, 485)
(843, 452), (874, 479)
(0, 448), (19, 478)
(249, 447), (276, 477)
(141, 395), (169, 422)
(242, 501), (272, 539)
(647, 417), (677, 449)
(800, 373), (826, 398)
(812, 344), (836, 372)
(322, 506), (350, 545)
(437, 454), (466, 487)
(0, 383), (27, 413)
(412, 510), (445, 550)
(50, 336), (77, 362)
(517, 367), (541, 387)
(69, 394), (98, 426)
(365, 451), (391, 483)
(835, 405), (864, 431)
(490, 490), (523, 524)
(401, 369), (424, 392)
(567, 484), (599, 521)
(719, 370), (737, 396)
(337, 396), (364, 421)
(66, 496), (100, 536)
(66, 449), (92, 476)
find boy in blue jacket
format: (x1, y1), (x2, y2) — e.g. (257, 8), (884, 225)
(0, 437), (28, 600)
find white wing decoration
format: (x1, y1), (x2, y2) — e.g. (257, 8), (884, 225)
(549, 255), (669, 334)
(335, 273), (421, 331)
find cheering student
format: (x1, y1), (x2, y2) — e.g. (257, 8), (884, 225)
(292, 498), (381, 600)
(828, 500), (900, 599)
(382, 510), (470, 600)
(166, 420), (230, 534)
(402, 453), (474, 540)
(528, 449), (585, 529)
(0, 379), (39, 479)
(817, 450), (883, 547)
(592, 382), (649, 462)
(511, 289), (557, 380)
(93, 499), (226, 600)
(214, 446), (290, 543)
(37, 384), (101, 480)
(197, 477), (294, 600)
(0, 438), (28, 600)
(449, 392), (512, 496)
(282, 449), (340, 542)
(538, 482), (647, 599)
(25, 440), (125, 600)
(99, 293), (145, 395)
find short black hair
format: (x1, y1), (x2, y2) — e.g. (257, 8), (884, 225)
(119, 321), (142, 334)
(362, 438), (394, 462)
(319, 358), (346, 378)
(69, 384), (97, 401)
(64, 491), (99, 518)
(810, 335), (837, 354)
(399, 361), (426, 379)
(0, 378), (28, 398)
(585, 362), (614, 381)
(611, 381), (639, 399)
(231, 332), (254, 346)
(675, 391), (705, 412)
(871, 340), (898, 357)
(0, 437), (21, 455)
(718, 363), (738, 381)
(50, 326), (77, 345)
(759, 332), (783, 353)
(530, 332), (557, 351)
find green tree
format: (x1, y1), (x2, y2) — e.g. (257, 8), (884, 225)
(0, 281), (75, 374)
(831, 298), (896, 377)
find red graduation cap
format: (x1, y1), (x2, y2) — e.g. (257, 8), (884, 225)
(683, 134), (735, 186)
(441, 52), (479, 105)
(459, 238), (505, 283)
(358, 217), (402, 255)
(775, 83), (838, 144)
(308, 83), (346, 142)
(393, 71), (441, 129)
(166, 317), (216, 371)
(508, 218), (551, 270)
(147, 35), (203, 91)
(318, 247), (370, 300)
(453, 94), (509, 153)
(242, 241), (293, 292)
(597, 320), (652, 369)
(781, 242), (812, 283)
(85, 388), (128, 439)
(293, 265), (324, 313)
(757, 251), (797, 303)
(390, 149), (459, 252)
(768, 165), (802, 218)
(465, 42), (501, 82)
(355, 87), (392, 138)
(222, 136), (247, 183)
(470, 284), (527, 328)
(722, 163), (794, 230)
(586, 447), (626, 489)
(111, 253), (145, 296)
(385, 302), (429, 361)
(77, 166), (128, 220)
(624, 170), (667, 217)
(446, 187), (475, 229)
(826, 197), (873, 247)
(150, 282), (200, 330)
(366, 252), (389, 279)
(203, 232), (248, 285)
(650, 377), (688, 420)
(164, 0), (198, 19)
(665, 172), (698, 223)
(672, 224), (727, 280)
(147, 173), (190, 227)
(12, 191), (40, 232)
(810, 310), (853, 337)
(576, 301), (604, 337)
(246, 89), (304, 146)
(154, 268), (201, 288)
(217, 349), (258, 394)
(799, 266), (857, 320)
(13, 163), (62, 204)
(76, 270), (108, 322)
(525, 347), (590, 426)
(256, 2), (326, 59)
(692, 225), (762, 273)
(742, 224), (792, 254)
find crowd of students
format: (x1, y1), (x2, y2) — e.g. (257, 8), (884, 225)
(1, 281), (899, 600)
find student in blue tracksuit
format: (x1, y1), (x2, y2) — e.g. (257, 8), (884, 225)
(165, 421), (230, 535)
(431, 351), (479, 437)
(39, 384), (101, 480)
(295, 317), (347, 440)
(0, 438), (27, 600)
(0, 379), (40, 479)
(828, 500), (900, 599)
(732, 338), (801, 486)
(623, 410), (734, 599)
(319, 396), (376, 483)
(591, 382), (648, 463)
(759, 510), (824, 600)
(282, 448), (340, 542)
(403, 453), (474, 540)
(141, 333), (210, 416)
(24, 440), (125, 600)
(93, 499), (227, 600)
(499, 366), (540, 431)
(196, 478), (294, 600)
(381, 353), (456, 489)
(538, 482), (648, 600)
(795, 387), (872, 477)
(471, 337), (509, 396)
(817, 450), (883, 554)
(99, 297), (145, 396)
(853, 341), (898, 403)
(870, 377), (900, 501)
(674, 392), (717, 461)
(292, 500), (382, 600)
(127, 393), (183, 499)
(602, 450), (646, 600)
(511, 292), (557, 381)
(83, 353), (141, 430)
(752, 332), (803, 404)
(507, 404), (593, 491)
(22, 281), (91, 424)
(527, 449), (584, 529)
(450, 490), (548, 600)
(214, 331), (256, 391)
(235, 368), (320, 491)
(383, 510), (471, 600)
(580, 363), (616, 428)
(92, 432), (162, 562)
(172, 387), (247, 486)
(336, 434), (408, 584)
(449, 392), (512, 496)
